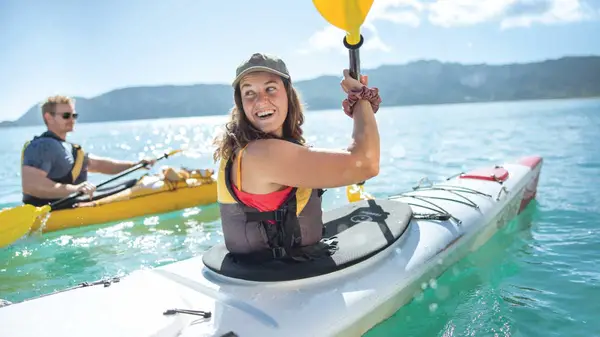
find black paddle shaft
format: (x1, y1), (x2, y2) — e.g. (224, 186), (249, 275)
(343, 34), (366, 186)
(50, 150), (176, 209)
(343, 34), (364, 80)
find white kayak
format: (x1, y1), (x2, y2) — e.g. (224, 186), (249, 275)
(0, 156), (543, 337)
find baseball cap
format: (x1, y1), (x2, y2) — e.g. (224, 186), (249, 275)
(231, 53), (291, 88)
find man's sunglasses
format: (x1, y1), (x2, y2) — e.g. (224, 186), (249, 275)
(54, 112), (78, 120)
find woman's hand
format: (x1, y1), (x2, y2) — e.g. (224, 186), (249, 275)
(340, 69), (368, 94)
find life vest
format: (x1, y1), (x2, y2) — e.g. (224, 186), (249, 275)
(21, 131), (86, 206)
(217, 140), (337, 263)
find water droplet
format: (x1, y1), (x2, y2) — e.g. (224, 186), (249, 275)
(429, 278), (438, 289)
(429, 303), (438, 312)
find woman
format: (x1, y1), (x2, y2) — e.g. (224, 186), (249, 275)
(213, 52), (381, 262)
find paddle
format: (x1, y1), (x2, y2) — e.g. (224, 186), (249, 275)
(51, 149), (182, 209)
(0, 149), (182, 248)
(312, 0), (375, 203)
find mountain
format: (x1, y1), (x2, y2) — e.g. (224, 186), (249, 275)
(5, 56), (600, 127)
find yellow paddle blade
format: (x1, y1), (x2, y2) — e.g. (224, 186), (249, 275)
(30, 205), (52, 233)
(312, 0), (374, 45)
(166, 149), (182, 157)
(346, 184), (374, 203)
(0, 204), (51, 248)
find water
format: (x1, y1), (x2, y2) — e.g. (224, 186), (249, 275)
(1, 98), (599, 336)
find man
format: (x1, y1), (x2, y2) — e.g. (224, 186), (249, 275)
(21, 95), (156, 207)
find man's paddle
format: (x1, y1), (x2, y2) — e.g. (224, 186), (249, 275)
(0, 149), (182, 248)
(50, 149), (182, 209)
(312, 0), (375, 203)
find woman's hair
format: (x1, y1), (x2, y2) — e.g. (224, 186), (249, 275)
(213, 77), (306, 162)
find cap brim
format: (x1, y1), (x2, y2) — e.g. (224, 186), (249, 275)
(231, 66), (290, 87)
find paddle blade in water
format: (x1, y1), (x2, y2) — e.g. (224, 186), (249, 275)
(0, 204), (50, 248)
(312, 0), (374, 45)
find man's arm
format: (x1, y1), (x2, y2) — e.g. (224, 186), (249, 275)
(21, 165), (79, 198)
(87, 154), (136, 175)
(21, 141), (81, 199)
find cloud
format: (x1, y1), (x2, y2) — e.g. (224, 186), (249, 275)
(367, 0), (425, 26)
(500, 0), (594, 28)
(301, 0), (596, 54)
(428, 0), (595, 29)
(298, 26), (344, 55)
(427, 0), (512, 27)
(298, 22), (392, 55)
(504, 0), (553, 17)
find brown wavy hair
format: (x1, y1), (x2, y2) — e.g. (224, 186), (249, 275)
(213, 77), (306, 162)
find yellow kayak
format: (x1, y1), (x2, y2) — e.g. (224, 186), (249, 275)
(30, 167), (218, 233)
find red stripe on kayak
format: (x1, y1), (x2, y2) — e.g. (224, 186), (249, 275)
(517, 156), (543, 213)
(459, 167), (509, 182)
(517, 156), (543, 169)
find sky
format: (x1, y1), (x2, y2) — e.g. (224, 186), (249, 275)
(1, 0), (599, 121)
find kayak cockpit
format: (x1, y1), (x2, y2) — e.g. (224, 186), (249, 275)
(202, 199), (413, 282)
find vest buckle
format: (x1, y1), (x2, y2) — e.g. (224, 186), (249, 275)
(274, 209), (286, 222)
(271, 247), (286, 259)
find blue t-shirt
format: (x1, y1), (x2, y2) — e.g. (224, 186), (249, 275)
(22, 132), (89, 198)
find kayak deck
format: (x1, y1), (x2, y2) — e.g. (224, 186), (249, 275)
(0, 156), (543, 337)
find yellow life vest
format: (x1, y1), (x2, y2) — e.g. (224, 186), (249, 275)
(22, 134), (84, 183)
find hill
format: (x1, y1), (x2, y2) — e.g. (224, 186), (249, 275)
(5, 56), (600, 127)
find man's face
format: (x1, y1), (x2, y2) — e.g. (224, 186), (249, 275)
(46, 103), (77, 133)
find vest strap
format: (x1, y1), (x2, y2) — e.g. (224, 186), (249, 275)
(70, 144), (85, 183)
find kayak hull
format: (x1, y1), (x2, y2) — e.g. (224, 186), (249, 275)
(32, 169), (218, 233)
(0, 156), (543, 337)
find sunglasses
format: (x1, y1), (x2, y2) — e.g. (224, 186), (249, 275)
(54, 112), (78, 120)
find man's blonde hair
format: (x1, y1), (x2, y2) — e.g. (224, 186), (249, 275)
(40, 95), (75, 114)
(40, 95), (75, 125)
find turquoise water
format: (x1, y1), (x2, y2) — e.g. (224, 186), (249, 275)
(1, 98), (599, 336)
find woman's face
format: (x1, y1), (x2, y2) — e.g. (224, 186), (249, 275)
(239, 71), (288, 137)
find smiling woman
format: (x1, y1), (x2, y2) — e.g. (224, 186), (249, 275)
(212, 52), (382, 260)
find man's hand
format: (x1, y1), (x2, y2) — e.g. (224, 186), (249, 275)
(138, 158), (157, 169)
(72, 182), (96, 199)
